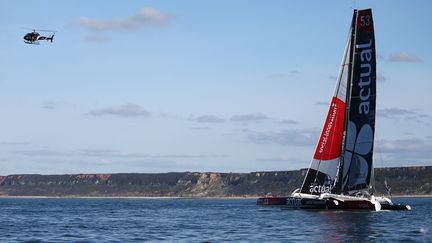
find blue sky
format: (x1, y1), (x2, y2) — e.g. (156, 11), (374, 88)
(0, 1), (431, 175)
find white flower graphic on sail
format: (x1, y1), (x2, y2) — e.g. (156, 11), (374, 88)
(342, 121), (373, 189)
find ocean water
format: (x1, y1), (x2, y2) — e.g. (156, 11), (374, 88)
(0, 197), (430, 242)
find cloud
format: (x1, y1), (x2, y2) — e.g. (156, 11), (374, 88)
(268, 70), (300, 80)
(41, 101), (69, 110)
(231, 113), (269, 123)
(315, 101), (330, 106)
(138, 153), (231, 159)
(80, 149), (121, 157)
(13, 148), (230, 160)
(14, 149), (72, 157)
(377, 72), (386, 82)
(191, 127), (212, 131)
(376, 137), (432, 161)
(73, 7), (173, 32)
(88, 103), (150, 118)
(255, 157), (293, 163)
(377, 54), (386, 60)
(0, 141), (30, 146)
(240, 128), (252, 133)
(255, 156), (310, 166)
(42, 102), (57, 110)
(378, 108), (429, 123)
(387, 52), (423, 63)
(378, 108), (415, 118)
(247, 128), (319, 146)
(289, 70), (300, 75)
(5, 157), (184, 174)
(328, 75), (338, 81)
(278, 119), (298, 125)
(193, 115), (225, 123)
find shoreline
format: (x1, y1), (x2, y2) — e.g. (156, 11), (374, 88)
(387, 194), (432, 198)
(0, 195), (258, 199)
(1, 194), (431, 199)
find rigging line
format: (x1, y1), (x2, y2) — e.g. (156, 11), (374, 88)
(351, 0), (358, 10)
(374, 108), (385, 168)
(374, 131), (389, 195)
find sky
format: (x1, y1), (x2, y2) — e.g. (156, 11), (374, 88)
(0, 0), (431, 175)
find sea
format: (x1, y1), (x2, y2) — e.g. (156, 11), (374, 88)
(0, 197), (430, 242)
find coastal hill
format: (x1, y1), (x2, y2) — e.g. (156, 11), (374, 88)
(0, 166), (430, 197)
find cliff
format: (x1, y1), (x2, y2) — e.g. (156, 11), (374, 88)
(0, 166), (430, 197)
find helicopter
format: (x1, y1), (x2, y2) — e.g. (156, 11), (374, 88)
(23, 29), (56, 45)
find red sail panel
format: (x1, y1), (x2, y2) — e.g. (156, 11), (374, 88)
(313, 97), (346, 161)
(299, 96), (346, 195)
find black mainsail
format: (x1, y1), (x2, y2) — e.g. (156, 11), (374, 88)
(341, 9), (376, 193)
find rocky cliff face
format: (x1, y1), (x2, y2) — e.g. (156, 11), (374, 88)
(0, 166), (430, 197)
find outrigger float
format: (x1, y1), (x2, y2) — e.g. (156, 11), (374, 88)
(257, 9), (410, 211)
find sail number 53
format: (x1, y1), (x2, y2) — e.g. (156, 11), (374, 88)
(360, 15), (371, 27)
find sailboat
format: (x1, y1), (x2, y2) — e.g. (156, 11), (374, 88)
(257, 9), (410, 211)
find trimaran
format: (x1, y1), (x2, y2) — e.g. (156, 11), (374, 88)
(257, 8), (410, 211)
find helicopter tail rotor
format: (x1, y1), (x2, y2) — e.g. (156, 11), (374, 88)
(48, 34), (54, 43)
